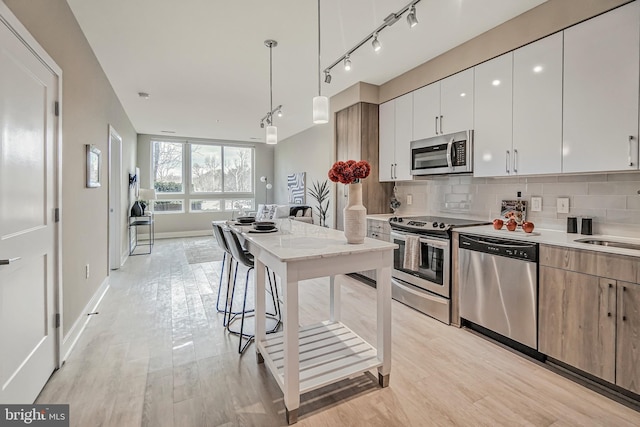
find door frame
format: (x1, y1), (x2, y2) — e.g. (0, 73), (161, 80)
(0, 1), (63, 367)
(108, 125), (122, 269)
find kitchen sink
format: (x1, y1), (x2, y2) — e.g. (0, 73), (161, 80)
(575, 238), (640, 251)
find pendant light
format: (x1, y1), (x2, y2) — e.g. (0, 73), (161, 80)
(265, 39), (278, 144)
(312, 0), (329, 124)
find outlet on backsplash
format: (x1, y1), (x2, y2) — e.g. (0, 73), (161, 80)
(531, 197), (542, 212)
(407, 194), (412, 205)
(557, 197), (570, 214)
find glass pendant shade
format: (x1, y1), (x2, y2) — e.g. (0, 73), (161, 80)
(266, 125), (277, 145)
(313, 96), (329, 124)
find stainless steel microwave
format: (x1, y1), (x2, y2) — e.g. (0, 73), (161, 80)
(410, 130), (473, 176)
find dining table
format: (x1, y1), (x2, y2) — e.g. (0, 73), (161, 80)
(228, 219), (397, 424)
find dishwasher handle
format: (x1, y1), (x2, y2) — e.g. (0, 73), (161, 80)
(459, 234), (538, 262)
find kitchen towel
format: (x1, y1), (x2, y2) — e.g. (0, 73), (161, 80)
(403, 235), (421, 271)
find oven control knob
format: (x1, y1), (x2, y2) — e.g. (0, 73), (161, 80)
(432, 222), (439, 228)
(439, 223), (446, 229)
(397, 217), (403, 223)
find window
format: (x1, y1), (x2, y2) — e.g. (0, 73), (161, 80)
(151, 140), (254, 214)
(152, 141), (183, 193)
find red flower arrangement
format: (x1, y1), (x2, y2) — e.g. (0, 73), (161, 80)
(328, 160), (371, 184)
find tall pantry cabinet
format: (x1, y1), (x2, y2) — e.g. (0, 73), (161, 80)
(335, 102), (393, 230)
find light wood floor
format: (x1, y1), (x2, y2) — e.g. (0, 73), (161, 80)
(37, 237), (640, 426)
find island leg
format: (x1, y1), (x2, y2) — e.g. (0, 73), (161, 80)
(283, 270), (300, 424)
(376, 262), (392, 388)
(329, 275), (340, 322)
(255, 259), (266, 364)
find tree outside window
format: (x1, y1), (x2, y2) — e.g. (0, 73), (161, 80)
(152, 141), (183, 193)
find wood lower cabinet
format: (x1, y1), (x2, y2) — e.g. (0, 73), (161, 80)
(539, 267), (616, 382)
(616, 282), (640, 394)
(335, 103), (393, 230)
(539, 244), (640, 394)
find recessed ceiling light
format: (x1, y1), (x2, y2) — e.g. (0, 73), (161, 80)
(161, 130), (175, 134)
(492, 80), (501, 86)
(249, 137), (261, 140)
(533, 65), (543, 73)
(138, 92), (150, 99)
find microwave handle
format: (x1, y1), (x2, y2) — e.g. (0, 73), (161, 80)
(446, 137), (454, 168)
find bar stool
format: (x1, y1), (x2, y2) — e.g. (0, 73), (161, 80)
(212, 223), (233, 314)
(223, 227), (281, 353)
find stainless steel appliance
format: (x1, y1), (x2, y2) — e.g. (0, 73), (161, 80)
(410, 130), (473, 176)
(388, 215), (489, 324)
(458, 234), (538, 349)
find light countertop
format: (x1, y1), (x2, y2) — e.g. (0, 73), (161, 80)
(366, 214), (396, 221)
(456, 225), (640, 258)
(231, 220), (397, 263)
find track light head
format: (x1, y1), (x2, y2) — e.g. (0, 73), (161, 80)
(277, 108), (283, 118)
(407, 5), (418, 28)
(260, 121), (265, 128)
(324, 70), (332, 84)
(372, 34), (382, 52)
(344, 55), (352, 71)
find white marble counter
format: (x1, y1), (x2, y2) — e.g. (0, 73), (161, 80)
(234, 219), (397, 263)
(366, 214), (395, 221)
(456, 225), (640, 258)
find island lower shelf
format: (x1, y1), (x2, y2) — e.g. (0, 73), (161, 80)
(257, 320), (382, 395)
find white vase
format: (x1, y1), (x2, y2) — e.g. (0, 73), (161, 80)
(343, 182), (366, 244)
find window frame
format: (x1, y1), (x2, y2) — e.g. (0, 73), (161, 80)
(150, 139), (255, 214)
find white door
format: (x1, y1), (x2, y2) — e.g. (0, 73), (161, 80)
(562, 1), (639, 173)
(378, 100), (395, 182)
(440, 68), (474, 135)
(109, 126), (122, 270)
(0, 14), (59, 403)
(513, 33), (563, 175)
(412, 82), (440, 140)
(474, 52), (513, 177)
(394, 93), (414, 181)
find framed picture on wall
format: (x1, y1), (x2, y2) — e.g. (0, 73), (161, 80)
(287, 172), (305, 204)
(86, 144), (102, 188)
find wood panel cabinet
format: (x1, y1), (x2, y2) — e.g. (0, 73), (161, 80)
(562, 0), (639, 173)
(378, 94), (413, 182)
(335, 102), (393, 230)
(413, 69), (474, 140)
(539, 244), (640, 393)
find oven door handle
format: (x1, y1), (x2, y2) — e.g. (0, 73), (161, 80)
(391, 231), (450, 249)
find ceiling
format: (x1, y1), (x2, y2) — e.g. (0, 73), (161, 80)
(67, 0), (546, 143)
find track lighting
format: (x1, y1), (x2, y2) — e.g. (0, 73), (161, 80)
(344, 54), (351, 71)
(407, 5), (418, 28)
(372, 34), (381, 52)
(323, 1), (421, 82)
(277, 108), (283, 117)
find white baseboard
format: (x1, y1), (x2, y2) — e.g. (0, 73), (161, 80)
(146, 230), (212, 239)
(61, 277), (110, 362)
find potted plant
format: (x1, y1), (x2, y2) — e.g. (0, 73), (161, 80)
(308, 179), (330, 227)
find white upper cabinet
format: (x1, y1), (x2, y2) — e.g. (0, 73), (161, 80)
(413, 69), (474, 140)
(379, 100), (395, 181)
(394, 93), (413, 181)
(378, 94), (413, 182)
(513, 32), (563, 175)
(562, 1), (639, 173)
(474, 52), (513, 177)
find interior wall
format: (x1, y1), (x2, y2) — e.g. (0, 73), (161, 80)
(137, 134), (274, 236)
(273, 124), (334, 227)
(3, 0), (138, 336)
(379, 0), (631, 102)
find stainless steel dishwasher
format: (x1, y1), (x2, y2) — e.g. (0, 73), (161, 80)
(458, 234), (538, 349)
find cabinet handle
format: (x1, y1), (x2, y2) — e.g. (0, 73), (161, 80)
(513, 149), (518, 174)
(434, 116), (438, 135)
(628, 135), (634, 167)
(621, 286), (627, 321)
(0, 257), (21, 265)
(505, 150), (510, 174)
(390, 164), (393, 179)
(440, 115), (444, 134)
(394, 163), (398, 179)
(607, 283), (612, 317)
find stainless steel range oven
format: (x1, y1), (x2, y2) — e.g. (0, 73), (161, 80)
(388, 216), (489, 324)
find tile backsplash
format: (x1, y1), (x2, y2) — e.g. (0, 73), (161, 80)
(393, 172), (640, 237)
